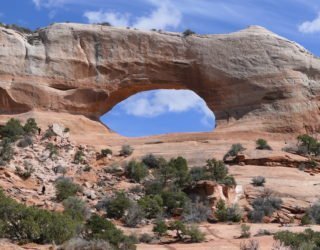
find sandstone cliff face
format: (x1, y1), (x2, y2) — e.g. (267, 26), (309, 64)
(0, 23), (319, 134)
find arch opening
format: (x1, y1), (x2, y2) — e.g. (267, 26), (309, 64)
(100, 89), (216, 137)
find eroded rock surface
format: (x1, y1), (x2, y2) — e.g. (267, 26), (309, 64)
(0, 23), (320, 134)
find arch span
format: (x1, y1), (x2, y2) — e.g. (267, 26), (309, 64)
(0, 23), (320, 134)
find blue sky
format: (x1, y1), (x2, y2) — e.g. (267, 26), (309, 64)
(2, 0), (320, 136)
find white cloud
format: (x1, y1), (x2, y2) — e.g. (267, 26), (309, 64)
(119, 90), (214, 127)
(299, 13), (320, 33)
(83, 11), (130, 27)
(83, 0), (182, 30)
(32, 0), (70, 9)
(134, 0), (181, 30)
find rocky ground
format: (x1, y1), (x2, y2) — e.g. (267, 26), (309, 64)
(0, 119), (319, 249)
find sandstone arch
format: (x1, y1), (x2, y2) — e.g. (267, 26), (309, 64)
(0, 23), (319, 134)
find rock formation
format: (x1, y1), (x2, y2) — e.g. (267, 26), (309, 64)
(0, 23), (319, 135)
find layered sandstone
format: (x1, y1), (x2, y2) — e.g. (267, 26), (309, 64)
(0, 23), (319, 135)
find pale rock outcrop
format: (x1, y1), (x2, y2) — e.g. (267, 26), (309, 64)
(0, 23), (319, 135)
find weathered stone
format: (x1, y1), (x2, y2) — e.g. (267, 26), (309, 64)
(0, 23), (319, 135)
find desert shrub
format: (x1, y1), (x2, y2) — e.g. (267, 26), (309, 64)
(255, 229), (272, 236)
(207, 159), (230, 182)
(306, 201), (320, 224)
(0, 190), (79, 244)
(152, 220), (167, 237)
(17, 135), (33, 148)
(301, 214), (312, 226)
(104, 164), (123, 175)
(138, 195), (163, 219)
(224, 143), (245, 160)
(142, 154), (167, 169)
(125, 160), (148, 183)
(168, 156), (191, 188)
(15, 161), (35, 180)
(144, 179), (164, 195)
(0, 118), (24, 141)
(274, 229), (320, 249)
(53, 165), (67, 175)
(64, 127), (70, 133)
(161, 191), (189, 215)
(83, 165), (92, 172)
(249, 196), (282, 223)
(252, 176), (266, 187)
(189, 166), (207, 182)
(142, 154), (162, 168)
(120, 145), (134, 156)
(23, 118), (38, 135)
(60, 238), (113, 250)
(182, 200), (211, 223)
(256, 138), (272, 150)
(124, 203), (144, 227)
(84, 214), (136, 249)
(168, 220), (186, 239)
(0, 138), (14, 163)
(74, 150), (85, 164)
(42, 127), (56, 140)
(240, 224), (251, 238)
(101, 148), (112, 157)
(55, 177), (82, 202)
(183, 29), (195, 36)
(2, 23), (32, 33)
(297, 134), (320, 156)
(240, 239), (260, 250)
(46, 142), (58, 159)
(63, 197), (89, 221)
(139, 233), (153, 243)
(215, 199), (242, 222)
(184, 224), (205, 243)
(105, 192), (131, 219)
(97, 22), (112, 26)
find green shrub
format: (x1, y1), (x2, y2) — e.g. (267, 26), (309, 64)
(55, 177), (82, 202)
(161, 191), (189, 215)
(63, 197), (89, 221)
(256, 138), (272, 150)
(0, 118), (24, 141)
(215, 199), (242, 222)
(61, 238), (113, 250)
(168, 220), (186, 239)
(144, 179), (164, 195)
(240, 224), (251, 238)
(152, 220), (167, 237)
(185, 224), (205, 243)
(53, 165), (67, 175)
(85, 214), (136, 249)
(101, 148), (112, 157)
(0, 190), (79, 244)
(168, 157), (191, 188)
(46, 142), (58, 159)
(297, 134), (320, 156)
(251, 176), (266, 186)
(105, 192), (131, 219)
(23, 118), (38, 135)
(120, 145), (134, 156)
(74, 150), (85, 164)
(274, 229), (320, 249)
(183, 29), (195, 37)
(138, 195), (163, 219)
(223, 143), (245, 160)
(142, 154), (163, 168)
(42, 128), (56, 140)
(307, 201), (320, 224)
(126, 160), (148, 183)
(0, 138), (14, 163)
(301, 214), (312, 225)
(83, 165), (92, 172)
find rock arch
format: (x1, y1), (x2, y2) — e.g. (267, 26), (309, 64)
(0, 23), (319, 134)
